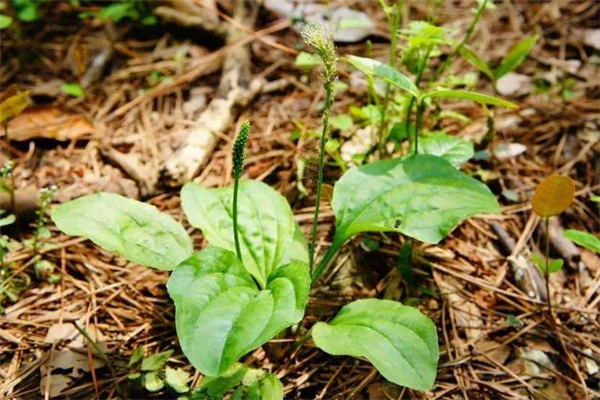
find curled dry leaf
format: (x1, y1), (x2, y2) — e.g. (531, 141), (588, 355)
(4, 106), (95, 142)
(532, 175), (575, 218)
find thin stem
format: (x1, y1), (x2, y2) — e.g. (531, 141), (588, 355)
(544, 216), (553, 319)
(72, 321), (124, 398)
(309, 85), (334, 271)
(405, 46), (432, 153)
(377, 0), (404, 155)
(432, 0), (488, 81)
(414, 101), (425, 154)
(311, 237), (344, 282)
(232, 177), (242, 260)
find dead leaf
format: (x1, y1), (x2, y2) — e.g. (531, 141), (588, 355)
(497, 73), (533, 97)
(44, 323), (77, 344)
(474, 340), (511, 365)
(4, 106), (95, 141)
(494, 143), (527, 159)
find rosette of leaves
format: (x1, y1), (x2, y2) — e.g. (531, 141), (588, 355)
(51, 181), (310, 380)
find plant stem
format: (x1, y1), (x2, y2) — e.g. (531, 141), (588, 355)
(432, 0), (488, 82)
(311, 237), (344, 282)
(414, 100), (425, 154)
(377, 0), (404, 155)
(309, 84), (334, 271)
(544, 216), (553, 319)
(232, 177), (242, 260)
(405, 46), (432, 153)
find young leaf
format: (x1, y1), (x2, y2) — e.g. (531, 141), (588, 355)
(345, 55), (419, 97)
(61, 83), (85, 98)
(531, 253), (564, 274)
(312, 299), (438, 390)
(494, 35), (538, 79)
(51, 193), (192, 271)
(0, 15), (13, 30)
(128, 347), (144, 367)
(331, 154), (500, 244)
(144, 371), (165, 392)
(142, 350), (173, 371)
(181, 180), (304, 288)
(167, 246), (309, 376)
(193, 363), (283, 400)
(427, 89), (518, 108)
(459, 46), (494, 80)
(564, 230), (600, 254)
(417, 132), (474, 168)
(531, 175), (574, 218)
(165, 367), (190, 393)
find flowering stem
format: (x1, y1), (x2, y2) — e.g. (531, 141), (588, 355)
(232, 121), (250, 261)
(302, 23), (338, 273)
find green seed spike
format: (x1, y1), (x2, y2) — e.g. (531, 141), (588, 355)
(232, 121), (250, 179)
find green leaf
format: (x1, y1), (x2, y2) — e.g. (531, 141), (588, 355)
(459, 46), (494, 79)
(312, 299), (439, 390)
(345, 55), (419, 97)
(193, 363), (282, 400)
(128, 347), (144, 367)
(494, 35), (538, 79)
(564, 229), (600, 254)
(417, 132), (474, 168)
(331, 154), (500, 244)
(294, 51), (323, 69)
(61, 83), (85, 98)
(255, 373), (283, 400)
(144, 371), (165, 392)
(167, 246), (309, 376)
(427, 89), (518, 108)
(329, 114), (353, 131)
(0, 213), (15, 228)
(0, 14), (13, 30)
(51, 193), (193, 271)
(531, 253), (564, 274)
(142, 350), (173, 371)
(181, 180), (303, 288)
(165, 367), (190, 393)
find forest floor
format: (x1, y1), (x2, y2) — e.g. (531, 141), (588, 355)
(1, 0), (599, 399)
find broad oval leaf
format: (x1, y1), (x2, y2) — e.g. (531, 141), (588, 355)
(181, 180), (306, 288)
(51, 193), (192, 270)
(532, 175), (574, 217)
(459, 45), (494, 80)
(312, 299), (439, 390)
(417, 132), (474, 168)
(564, 229), (600, 254)
(167, 246), (309, 376)
(331, 154), (501, 244)
(345, 55), (419, 97)
(494, 35), (538, 79)
(427, 89), (518, 108)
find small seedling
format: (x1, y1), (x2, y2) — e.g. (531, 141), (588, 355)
(532, 174), (574, 315)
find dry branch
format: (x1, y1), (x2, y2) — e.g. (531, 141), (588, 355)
(161, 0), (262, 186)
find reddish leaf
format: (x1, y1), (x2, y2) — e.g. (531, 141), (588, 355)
(532, 175), (574, 217)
